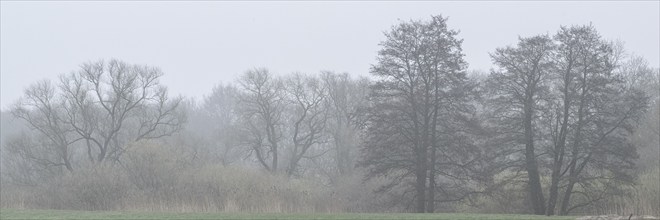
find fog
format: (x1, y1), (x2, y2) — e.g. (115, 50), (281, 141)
(2, 1), (658, 109)
(1, 1), (659, 218)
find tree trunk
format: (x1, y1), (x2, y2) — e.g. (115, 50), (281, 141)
(267, 121), (279, 173)
(86, 139), (95, 163)
(524, 100), (545, 215)
(546, 157), (562, 215)
(559, 132), (584, 216)
(559, 173), (576, 215)
(335, 119), (351, 176)
(426, 143), (436, 213)
(560, 84), (588, 215)
(415, 143), (428, 213)
(97, 146), (107, 162)
(63, 154), (73, 172)
(546, 153), (563, 215)
(271, 146), (278, 173)
(547, 91), (571, 215)
(426, 106), (438, 213)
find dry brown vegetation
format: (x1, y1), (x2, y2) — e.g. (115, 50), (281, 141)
(0, 140), (389, 213)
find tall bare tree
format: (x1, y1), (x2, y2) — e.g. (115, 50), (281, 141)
(283, 73), (328, 177)
(488, 25), (650, 215)
(554, 27), (647, 215)
(11, 59), (185, 166)
(488, 35), (555, 215)
(10, 80), (77, 171)
(237, 68), (285, 173)
(321, 72), (370, 179)
(360, 15), (474, 213)
(60, 59), (184, 163)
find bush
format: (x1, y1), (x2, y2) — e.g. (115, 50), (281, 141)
(592, 167), (660, 216)
(0, 140), (386, 213)
(1, 164), (350, 212)
(16, 165), (132, 211)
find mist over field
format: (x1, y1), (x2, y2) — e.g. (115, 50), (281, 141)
(1, 1), (658, 219)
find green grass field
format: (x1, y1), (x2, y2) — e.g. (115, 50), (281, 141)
(0, 209), (577, 220)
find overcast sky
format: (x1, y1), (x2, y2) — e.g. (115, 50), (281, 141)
(1, 1), (658, 110)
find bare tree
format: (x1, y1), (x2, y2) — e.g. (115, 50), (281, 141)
(283, 73), (328, 177)
(321, 72), (370, 179)
(198, 84), (244, 166)
(488, 35), (555, 215)
(541, 26), (649, 215)
(360, 15), (476, 213)
(237, 68), (285, 173)
(11, 80), (77, 171)
(488, 25), (650, 215)
(11, 59), (185, 167)
(60, 59), (184, 163)
(3, 131), (69, 184)
(544, 25), (585, 215)
(555, 29), (647, 214)
(616, 55), (659, 101)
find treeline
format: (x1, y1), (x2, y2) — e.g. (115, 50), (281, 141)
(1, 15), (658, 216)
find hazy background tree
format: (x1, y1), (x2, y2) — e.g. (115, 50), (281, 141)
(5, 59), (185, 182)
(319, 72), (370, 182)
(615, 54), (659, 172)
(56, 59), (185, 163)
(198, 84), (245, 166)
(282, 73), (328, 177)
(237, 68), (286, 173)
(10, 80), (78, 172)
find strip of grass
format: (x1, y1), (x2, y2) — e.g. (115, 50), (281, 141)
(0, 209), (576, 220)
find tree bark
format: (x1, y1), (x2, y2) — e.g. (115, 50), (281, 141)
(560, 72), (588, 215)
(426, 142), (436, 213)
(415, 147), (428, 213)
(547, 82), (572, 215)
(524, 97), (546, 215)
